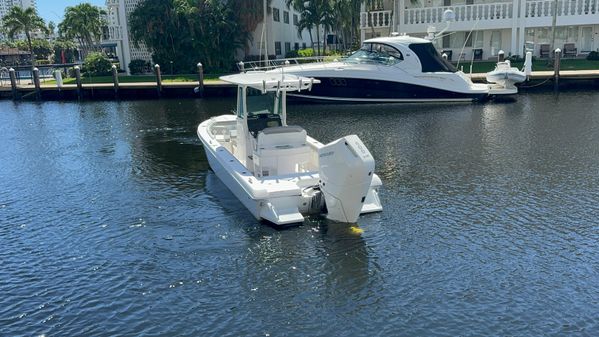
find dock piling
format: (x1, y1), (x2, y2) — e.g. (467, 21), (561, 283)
(74, 66), (83, 99)
(197, 62), (204, 97)
(155, 64), (162, 97)
(9, 68), (18, 100)
(238, 61), (245, 73)
(554, 48), (561, 91)
(33, 68), (41, 100)
(112, 65), (119, 97)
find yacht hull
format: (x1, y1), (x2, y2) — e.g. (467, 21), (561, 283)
(287, 77), (489, 102)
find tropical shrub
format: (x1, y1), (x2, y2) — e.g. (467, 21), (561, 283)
(129, 59), (150, 74)
(285, 50), (299, 58)
(83, 52), (112, 76)
(297, 48), (314, 58)
(586, 51), (599, 60)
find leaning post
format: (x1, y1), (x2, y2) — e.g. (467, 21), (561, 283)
(74, 66), (83, 99)
(9, 68), (18, 100)
(111, 65), (119, 97)
(155, 64), (162, 97)
(197, 62), (204, 97)
(554, 48), (561, 92)
(33, 67), (41, 100)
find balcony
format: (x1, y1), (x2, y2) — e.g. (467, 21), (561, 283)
(360, 0), (599, 34)
(360, 10), (393, 29)
(403, 2), (514, 32)
(525, 0), (599, 25)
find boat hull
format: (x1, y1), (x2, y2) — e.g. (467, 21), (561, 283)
(286, 77), (489, 103)
(198, 116), (382, 225)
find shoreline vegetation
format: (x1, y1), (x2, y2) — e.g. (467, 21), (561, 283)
(33, 59), (597, 85)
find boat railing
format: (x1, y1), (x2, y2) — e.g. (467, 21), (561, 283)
(238, 56), (343, 72)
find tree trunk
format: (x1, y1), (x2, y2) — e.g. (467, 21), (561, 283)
(26, 31), (35, 71)
(315, 24), (320, 56)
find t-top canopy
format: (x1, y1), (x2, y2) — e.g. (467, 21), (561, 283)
(220, 72), (320, 93)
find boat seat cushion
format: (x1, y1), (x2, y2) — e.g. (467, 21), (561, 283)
(257, 126), (307, 149)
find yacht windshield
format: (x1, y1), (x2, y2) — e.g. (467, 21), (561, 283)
(346, 42), (403, 65)
(408, 43), (457, 73)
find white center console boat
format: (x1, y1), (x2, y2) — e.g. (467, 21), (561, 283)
(197, 72), (383, 225)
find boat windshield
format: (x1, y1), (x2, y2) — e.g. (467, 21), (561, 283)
(345, 42), (403, 65)
(246, 89), (283, 116)
(408, 43), (457, 73)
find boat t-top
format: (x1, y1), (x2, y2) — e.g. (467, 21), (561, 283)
(197, 72), (383, 225)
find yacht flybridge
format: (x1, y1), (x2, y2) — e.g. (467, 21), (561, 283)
(263, 35), (518, 103)
(197, 72), (382, 225)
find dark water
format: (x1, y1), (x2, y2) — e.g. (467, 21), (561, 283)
(1, 92), (599, 336)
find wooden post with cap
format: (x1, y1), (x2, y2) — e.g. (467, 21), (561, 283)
(155, 64), (162, 97)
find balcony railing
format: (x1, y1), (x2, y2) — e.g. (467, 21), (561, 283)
(404, 2), (513, 25)
(360, 10), (393, 29)
(526, 0), (597, 17)
(361, 0), (599, 31)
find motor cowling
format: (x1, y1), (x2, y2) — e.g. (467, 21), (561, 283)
(318, 135), (375, 223)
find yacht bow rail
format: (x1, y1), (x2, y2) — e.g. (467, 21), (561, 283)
(237, 56), (341, 72)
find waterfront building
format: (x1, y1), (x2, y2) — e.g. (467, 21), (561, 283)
(246, 0), (316, 60)
(102, 0), (152, 74)
(360, 0), (599, 60)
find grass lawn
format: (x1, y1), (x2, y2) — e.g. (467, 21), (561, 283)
(457, 58), (599, 73)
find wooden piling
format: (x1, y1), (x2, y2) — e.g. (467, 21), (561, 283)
(111, 65), (119, 97)
(155, 64), (162, 97)
(33, 67), (41, 100)
(197, 62), (204, 97)
(74, 66), (82, 99)
(9, 68), (18, 100)
(554, 48), (561, 91)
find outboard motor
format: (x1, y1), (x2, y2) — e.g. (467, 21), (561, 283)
(318, 135), (375, 223)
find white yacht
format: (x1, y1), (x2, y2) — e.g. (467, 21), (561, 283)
(197, 72), (383, 226)
(268, 35), (504, 103)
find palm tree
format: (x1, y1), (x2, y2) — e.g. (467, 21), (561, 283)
(58, 4), (106, 58)
(287, 0), (334, 56)
(2, 6), (48, 67)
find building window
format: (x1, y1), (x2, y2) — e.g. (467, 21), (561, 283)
(294, 43), (299, 51)
(293, 14), (298, 26)
(273, 8), (280, 22)
(465, 32), (473, 47)
(283, 11), (289, 24)
(302, 42), (307, 49)
(285, 42), (291, 55)
(275, 41), (282, 56)
(442, 35), (450, 49)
